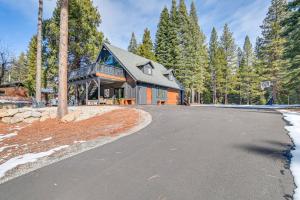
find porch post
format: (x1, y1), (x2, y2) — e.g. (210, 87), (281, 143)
(98, 77), (101, 104)
(85, 81), (88, 105)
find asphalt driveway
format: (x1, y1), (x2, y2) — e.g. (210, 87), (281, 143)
(0, 106), (295, 200)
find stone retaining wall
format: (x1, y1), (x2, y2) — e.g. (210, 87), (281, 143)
(0, 106), (119, 124)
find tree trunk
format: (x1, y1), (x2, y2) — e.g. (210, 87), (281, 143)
(36, 0), (43, 103)
(57, 0), (69, 118)
(191, 89), (195, 104)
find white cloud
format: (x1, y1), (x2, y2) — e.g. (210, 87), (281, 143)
(0, 0), (270, 54)
(95, 0), (170, 49)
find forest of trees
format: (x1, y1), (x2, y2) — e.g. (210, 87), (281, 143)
(128, 0), (300, 104)
(1, 0), (299, 105)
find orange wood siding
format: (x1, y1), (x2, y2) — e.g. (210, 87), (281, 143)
(96, 72), (126, 82)
(167, 89), (180, 105)
(146, 87), (152, 105)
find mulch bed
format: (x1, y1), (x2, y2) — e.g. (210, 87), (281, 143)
(0, 108), (139, 164)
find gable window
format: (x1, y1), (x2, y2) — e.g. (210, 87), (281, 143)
(143, 64), (152, 75)
(98, 48), (122, 68)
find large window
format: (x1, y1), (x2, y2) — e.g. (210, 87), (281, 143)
(98, 48), (122, 68)
(157, 87), (166, 99)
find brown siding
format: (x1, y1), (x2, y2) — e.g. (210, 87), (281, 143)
(0, 87), (28, 98)
(146, 87), (152, 104)
(167, 89), (180, 105)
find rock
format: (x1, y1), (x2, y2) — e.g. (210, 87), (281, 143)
(7, 109), (19, 116)
(24, 117), (39, 124)
(18, 111), (32, 119)
(0, 109), (18, 118)
(10, 115), (24, 124)
(18, 107), (31, 113)
(0, 110), (8, 118)
(31, 111), (42, 118)
(41, 111), (50, 117)
(2, 117), (11, 123)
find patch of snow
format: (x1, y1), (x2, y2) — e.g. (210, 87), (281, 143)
(74, 140), (86, 144)
(280, 110), (300, 200)
(41, 137), (52, 142)
(0, 132), (18, 141)
(193, 104), (300, 109)
(0, 144), (18, 153)
(0, 145), (69, 178)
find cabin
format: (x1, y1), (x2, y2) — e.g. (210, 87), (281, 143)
(68, 43), (184, 105)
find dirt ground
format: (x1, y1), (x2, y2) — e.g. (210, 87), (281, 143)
(0, 108), (139, 165)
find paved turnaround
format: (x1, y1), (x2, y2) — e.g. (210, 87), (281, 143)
(0, 106), (295, 200)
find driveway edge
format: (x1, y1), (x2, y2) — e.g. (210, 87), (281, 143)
(0, 108), (152, 184)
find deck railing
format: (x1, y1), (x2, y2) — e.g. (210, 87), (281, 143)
(68, 63), (125, 80)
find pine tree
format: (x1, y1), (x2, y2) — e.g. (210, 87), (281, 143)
(237, 47), (243, 68)
(137, 28), (156, 61)
(168, 0), (180, 71)
(239, 36), (257, 104)
(260, 0), (288, 103)
(209, 28), (219, 104)
(45, 0), (103, 70)
(220, 24), (237, 104)
(176, 0), (194, 100)
(155, 7), (170, 67)
(282, 0), (300, 100)
(10, 53), (28, 82)
(128, 32), (138, 54)
(188, 1), (208, 103)
(24, 36), (37, 96)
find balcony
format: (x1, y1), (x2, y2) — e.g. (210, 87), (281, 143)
(68, 63), (125, 81)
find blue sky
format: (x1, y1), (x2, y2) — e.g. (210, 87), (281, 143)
(0, 0), (270, 57)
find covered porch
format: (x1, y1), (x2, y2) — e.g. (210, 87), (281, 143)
(68, 63), (136, 106)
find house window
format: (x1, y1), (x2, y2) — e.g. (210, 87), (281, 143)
(98, 48), (122, 68)
(144, 65), (152, 75)
(156, 87), (166, 99)
(169, 73), (174, 81)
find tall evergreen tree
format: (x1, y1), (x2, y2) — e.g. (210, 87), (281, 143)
(188, 1), (208, 103)
(238, 36), (262, 104)
(220, 24), (237, 104)
(137, 28), (156, 60)
(282, 0), (300, 98)
(176, 0), (194, 98)
(24, 36), (37, 96)
(209, 28), (219, 104)
(168, 0), (180, 71)
(128, 32), (138, 54)
(155, 7), (170, 67)
(260, 0), (288, 103)
(45, 0), (103, 71)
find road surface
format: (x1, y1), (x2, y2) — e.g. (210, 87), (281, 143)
(0, 106), (295, 200)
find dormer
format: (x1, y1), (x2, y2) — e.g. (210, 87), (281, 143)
(136, 61), (154, 76)
(163, 69), (175, 81)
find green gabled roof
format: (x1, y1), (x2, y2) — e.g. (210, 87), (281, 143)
(103, 43), (182, 90)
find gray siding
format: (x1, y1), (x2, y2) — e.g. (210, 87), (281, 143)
(123, 72), (136, 99)
(137, 85), (147, 105)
